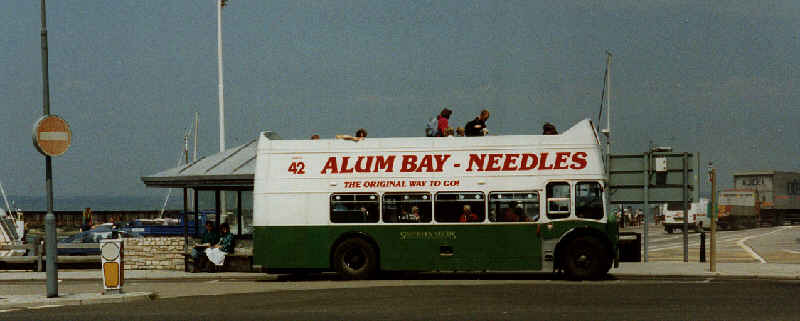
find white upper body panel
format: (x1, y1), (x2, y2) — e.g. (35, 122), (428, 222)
(254, 119), (605, 226)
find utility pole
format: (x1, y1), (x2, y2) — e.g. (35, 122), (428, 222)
(709, 163), (717, 272)
(217, 0), (226, 153)
(40, 0), (58, 298)
(603, 52), (613, 173)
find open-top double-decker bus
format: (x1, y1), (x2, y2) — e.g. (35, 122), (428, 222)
(253, 119), (618, 280)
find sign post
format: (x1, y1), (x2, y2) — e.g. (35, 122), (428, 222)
(609, 152), (699, 263)
(709, 163), (717, 272)
(35, 0), (73, 298)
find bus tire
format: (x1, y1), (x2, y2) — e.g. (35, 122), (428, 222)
(563, 235), (610, 281)
(694, 222), (703, 233)
(333, 238), (377, 280)
(665, 227), (673, 234)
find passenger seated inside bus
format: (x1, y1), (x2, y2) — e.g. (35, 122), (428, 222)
(330, 194), (380, 223)
(459, 205), (481, 222)
(381, 193), (432, 223)
(502, 202), (532, 222)
(434, 192), (486, 223)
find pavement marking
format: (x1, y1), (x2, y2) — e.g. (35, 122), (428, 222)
(782, 249), (800, 255)
(737, 226), (793, 264)
(0, 309), (21, 313)
(205, 280), (220, 283)
(28, 304), (64, 309)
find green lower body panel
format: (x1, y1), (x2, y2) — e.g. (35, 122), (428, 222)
(254, 220), (613, 272)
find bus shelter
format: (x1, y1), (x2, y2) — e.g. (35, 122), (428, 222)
(140, 134), (277, 245)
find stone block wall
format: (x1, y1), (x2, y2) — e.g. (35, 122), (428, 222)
(124, 237), (185, 271)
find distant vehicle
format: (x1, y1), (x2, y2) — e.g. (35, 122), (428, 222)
(58, 224), (141, 255)
(123, 210), (212, 237)
(733, 171), (800, 226)
(717, 189), (760, 230)
(662, 199), (710, 233)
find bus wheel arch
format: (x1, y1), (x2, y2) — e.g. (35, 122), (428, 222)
(330, 232), (380, 279)
(554, 227), (613, 280)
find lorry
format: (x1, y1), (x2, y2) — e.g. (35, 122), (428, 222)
(662, 198), (710, 233)
(717, 189), (759, 230)
(733, 171), (800, 226)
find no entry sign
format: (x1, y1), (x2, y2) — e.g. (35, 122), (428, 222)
(33, 115), (72, 157)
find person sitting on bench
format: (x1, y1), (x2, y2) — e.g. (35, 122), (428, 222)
(191, 221), (219, 260)
(205, 223), (234, 268)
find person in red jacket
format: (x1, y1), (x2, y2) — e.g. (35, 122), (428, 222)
(459, 205), (480, 222)
(437, 108), (452, 137)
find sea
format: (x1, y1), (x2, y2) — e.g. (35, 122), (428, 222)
(5, 195), (183, 212)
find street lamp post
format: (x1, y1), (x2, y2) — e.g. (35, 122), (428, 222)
(39, 0), (58, 298)
(217, 0), (225, 153)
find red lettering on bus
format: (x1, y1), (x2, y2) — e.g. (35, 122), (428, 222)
(485, 154), (503, 171)
(355, 156), (373, 173)
(466, 154), (485, 172)
(400, 155), (418, 172)
(502, 153), (520, 171)
(374, 155), (395, 172)
(339, 156), (354, 173)
(519, 153), (538, 171)
(416, 155), (434, 172)
(320, 157), (338, 174)
(538, 152), (554, 170)
(433, 154), (451, 172)
(570, 152), (588, 169)
(553, 152), (570, 170)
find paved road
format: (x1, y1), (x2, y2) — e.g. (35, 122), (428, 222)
(3, 278), (799, 320)
(624, 224), (800, 263)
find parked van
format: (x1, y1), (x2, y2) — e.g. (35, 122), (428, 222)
(662, 198), (710, 233)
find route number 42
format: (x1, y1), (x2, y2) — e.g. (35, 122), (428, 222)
(288, 161), (306, 174)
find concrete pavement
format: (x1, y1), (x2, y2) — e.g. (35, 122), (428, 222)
(0, 292), (153, 311)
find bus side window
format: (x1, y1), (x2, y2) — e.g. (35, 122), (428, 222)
(489, 192), (540, 222)
(382, 193), (432, 223)
(434, 192), (485, 223)
(575, 182), (604, 220)
(330, 193), (380, 223)
(546, 182), (570, 220)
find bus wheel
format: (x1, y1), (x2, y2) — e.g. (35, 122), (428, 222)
(665, 227), (673, 234)
(563, 236), (610, 281)
(695, 222), (703, 233)
(333, 238), (377, 280)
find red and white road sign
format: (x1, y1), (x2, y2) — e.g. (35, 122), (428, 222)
(32, 115), (72, 157)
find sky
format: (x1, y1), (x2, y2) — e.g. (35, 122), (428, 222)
(1, 1), (799, 208)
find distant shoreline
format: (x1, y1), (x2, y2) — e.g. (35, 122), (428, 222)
(4, 195), (183, 212)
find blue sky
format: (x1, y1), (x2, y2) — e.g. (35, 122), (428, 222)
(1, 1), (798, 203)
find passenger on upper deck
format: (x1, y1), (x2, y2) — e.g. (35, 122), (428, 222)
(543, 122), (558, 135)
(465, 109), (490, 136)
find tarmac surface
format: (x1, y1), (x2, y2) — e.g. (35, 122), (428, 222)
(3, 279), (800, 320)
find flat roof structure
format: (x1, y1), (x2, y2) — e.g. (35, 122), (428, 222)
(141, 132), (280, 189)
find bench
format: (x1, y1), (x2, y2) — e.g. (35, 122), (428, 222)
(0, 243), (101, 271)
(185, 247), (252, 273)
(0, 242), (43, 271)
